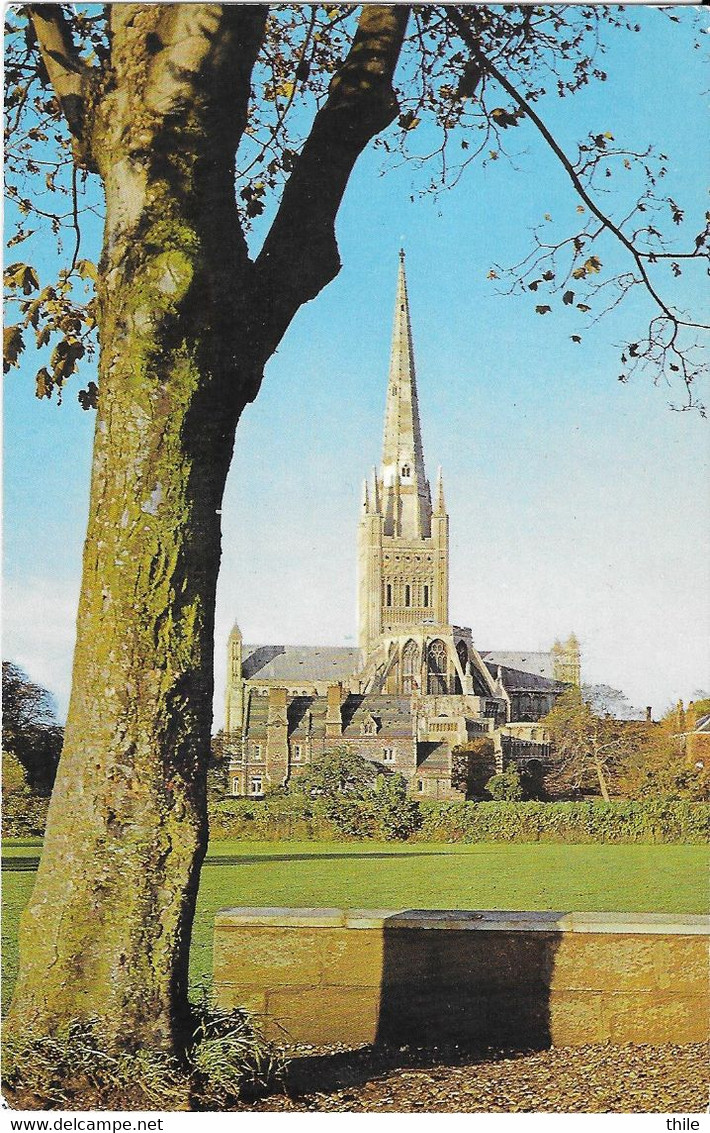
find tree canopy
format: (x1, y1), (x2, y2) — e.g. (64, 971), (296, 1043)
(5, 4), (708, 410)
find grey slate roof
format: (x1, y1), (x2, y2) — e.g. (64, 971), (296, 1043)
(486, 663), (566, 694)
(481, 650), (556, 680)
(242, 644), (360, 682)
(341, 695), (413, 737)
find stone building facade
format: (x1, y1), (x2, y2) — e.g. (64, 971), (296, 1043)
(225, 252), (579, 800)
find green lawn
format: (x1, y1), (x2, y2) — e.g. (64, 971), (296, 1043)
(3, 839), (708, 1011)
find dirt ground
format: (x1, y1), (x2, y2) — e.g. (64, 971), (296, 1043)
(243, 1040), (710, 1113)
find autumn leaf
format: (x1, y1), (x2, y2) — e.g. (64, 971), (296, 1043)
(563, 290), (574, 305)
(535, 304), (551, 315)
(4, 262), (39, 294)
(398, 110), (420, 131)
(571, 335), (582, 343)
(35, 367), (53, 399)
(78, 381), (99, 410)
(3, 324), (24, 371)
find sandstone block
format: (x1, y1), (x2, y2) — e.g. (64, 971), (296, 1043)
(268, 987), (380, 1046)
(322, 928), (384, 986)
(214, 926), (322, 986)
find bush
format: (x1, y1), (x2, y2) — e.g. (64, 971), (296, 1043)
(485, 769), (524, 801)
(371, 774), (422, 840)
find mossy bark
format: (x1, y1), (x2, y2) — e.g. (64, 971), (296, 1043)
(8, 98), (254, 1054)
(9, 3), (408, 1058)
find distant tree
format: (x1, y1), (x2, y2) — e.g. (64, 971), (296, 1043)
(292, 746), (378, 801)
(290, 747), (419, 839)
(485, 768), (525, 801)
(2, 662), (62, 794)
(451, 736), (497, 798)
(519, 759), (547, 801)
(617, 701), (710, 801)
(542, 688), (650, 800)
(371, 773), (421, 840)
(581, 683), (645, 721)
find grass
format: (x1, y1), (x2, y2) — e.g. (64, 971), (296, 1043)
(3, 839), (708, 1013)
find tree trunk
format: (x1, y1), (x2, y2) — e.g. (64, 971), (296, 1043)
(593, 755), (611, 802)
(7, 118), (255, 1053)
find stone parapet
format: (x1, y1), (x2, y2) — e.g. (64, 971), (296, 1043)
(213, 907), (709, 1048)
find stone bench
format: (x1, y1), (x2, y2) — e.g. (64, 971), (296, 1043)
(213, 907), (709, 1048)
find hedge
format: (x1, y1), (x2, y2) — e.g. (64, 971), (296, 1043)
(208, 797), (709, 844)
(415, 799), (709, 843)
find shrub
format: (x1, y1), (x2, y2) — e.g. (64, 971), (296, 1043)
(485, 769), (525, 801)
(371, 773), (422, 840)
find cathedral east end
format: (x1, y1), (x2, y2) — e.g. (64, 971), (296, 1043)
(224, 253), (581, 800)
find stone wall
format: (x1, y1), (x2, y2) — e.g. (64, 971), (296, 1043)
(214, 907), (709, 1048)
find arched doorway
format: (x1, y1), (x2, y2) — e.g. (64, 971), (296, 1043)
(427, 639), (448, 695)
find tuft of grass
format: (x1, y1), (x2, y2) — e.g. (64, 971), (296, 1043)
(2, 1020), (186, 1109)
(188, 992), (286, 1106)
(2, 1005), (286, 1111)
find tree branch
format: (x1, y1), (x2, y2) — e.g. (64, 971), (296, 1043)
(445, 6), (682, 325)
(249, 5), (410, 374)
(29, 5), (94, 164)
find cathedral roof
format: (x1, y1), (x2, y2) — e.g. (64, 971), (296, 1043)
(484, 661), (567, 694)
(481, 650), (556, 681)
(242, 644), (360, 682)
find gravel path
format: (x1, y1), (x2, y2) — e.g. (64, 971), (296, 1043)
(247, 1042), (709, 1113)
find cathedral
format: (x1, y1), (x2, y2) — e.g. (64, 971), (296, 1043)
(224, 252), (580, 800)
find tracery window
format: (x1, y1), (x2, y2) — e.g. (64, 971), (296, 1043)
(427, 639), (448, 695)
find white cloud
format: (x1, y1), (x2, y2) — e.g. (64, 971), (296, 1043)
(2, 576), (80, 720)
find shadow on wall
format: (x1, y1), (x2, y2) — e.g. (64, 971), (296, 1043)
(375, 910), (563, 1049)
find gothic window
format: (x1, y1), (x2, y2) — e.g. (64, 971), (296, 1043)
(402, 639), (419, 695)
(427, 639), (448, 695)
(385, 583), (392, 607)
(402, 463), (411, 479)
(423, 584), (430, 607)
(250, 776), (263, 795)
(292, 743), (303, 762)
(404, 584), (411, 607)
(383, 747), (396, 763)
(417, 779), (424, 793)
(252, 743), (263, 762)
(231, 777), (241, 796)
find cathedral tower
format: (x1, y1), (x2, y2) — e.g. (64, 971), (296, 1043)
(358, 251), (449, 659)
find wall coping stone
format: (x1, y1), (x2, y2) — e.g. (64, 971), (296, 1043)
(215, 907), (709, 935)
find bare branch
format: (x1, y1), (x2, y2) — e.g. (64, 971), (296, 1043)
(250, 5), (410, 375)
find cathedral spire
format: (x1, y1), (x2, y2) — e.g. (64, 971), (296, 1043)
(381, 251), (432, 538)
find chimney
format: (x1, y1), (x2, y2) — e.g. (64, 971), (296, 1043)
(325, 683), (343, 738)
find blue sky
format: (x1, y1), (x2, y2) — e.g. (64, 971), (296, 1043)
(3, 6), (709, 723)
